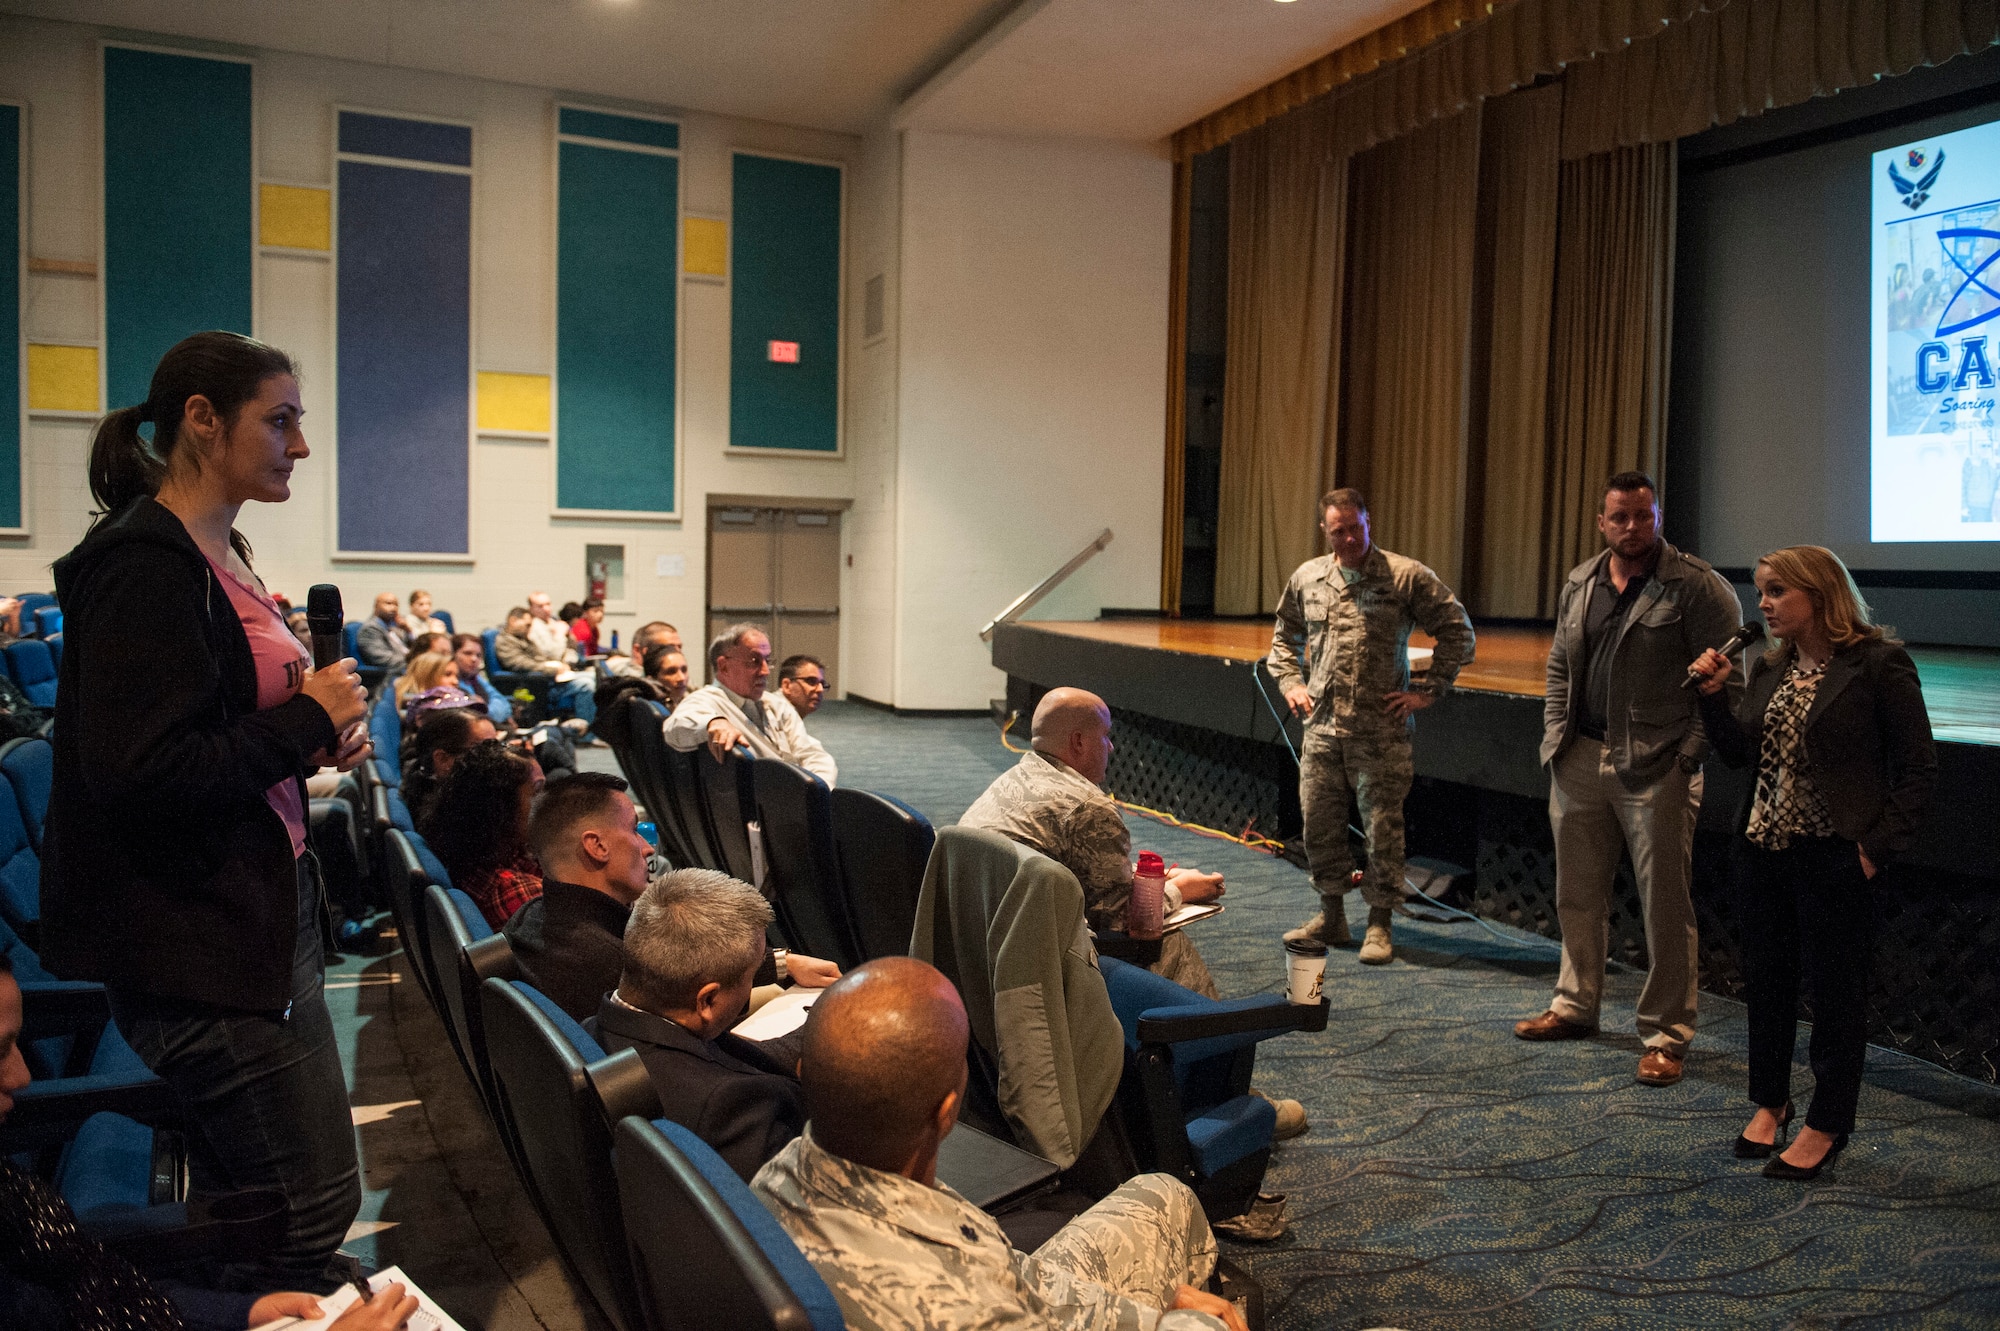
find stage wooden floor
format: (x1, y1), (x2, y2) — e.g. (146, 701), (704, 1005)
(1029, 619), (2000, 747)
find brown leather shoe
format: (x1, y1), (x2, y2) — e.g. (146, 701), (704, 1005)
(1636, 1049), (1685, 1086)
(1513, 1010), (1595, 1041)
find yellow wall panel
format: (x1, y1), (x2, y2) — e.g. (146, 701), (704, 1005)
(259, 184), (331, 250)
(477, 371), (551, 434)
(683, 216), (727, 276)
(27, 345), (100, 413)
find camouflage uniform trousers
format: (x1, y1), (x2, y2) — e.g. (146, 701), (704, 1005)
(1300, 725), (1414, 911)
(1019, 1172), (1220, 1324)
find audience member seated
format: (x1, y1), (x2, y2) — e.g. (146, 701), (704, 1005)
(593, 869), (815, 1181)
(960, 687), (1306, 1140)
(0, 596), (21, 644)
(646, 644), (690, 709)
(603, 620), (680, 679)
(507, 773), (839, 1022)
(422, 740), (545, 928)
(666, 624), (836, 785)
(498, 605), (597, 732)
(529, 592), (580, 669)
(393, 649), (459, 720)
(569, 598), (606, 657)
(0, 672), (52, 741)
(752, 957), (1246, 1331)
(400, 703), (498, 824)
(778, 654), (829, 717)
(0, 955), (422, 1331)
(406, 631), (450, 663)
(451, 632), (513, 724)
(356, 592), (409, 669)
(286, 608), (312, 650)
(400, 588), (447, 638)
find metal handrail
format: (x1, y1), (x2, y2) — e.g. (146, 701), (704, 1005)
(979, 528), (1114, 642)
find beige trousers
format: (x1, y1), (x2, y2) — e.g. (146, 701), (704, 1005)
(1548, 738), (1702, 1055)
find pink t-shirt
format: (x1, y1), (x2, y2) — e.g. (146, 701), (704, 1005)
(206, 554), (312, 858)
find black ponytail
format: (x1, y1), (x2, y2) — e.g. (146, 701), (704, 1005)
(88, 331), (299, 519)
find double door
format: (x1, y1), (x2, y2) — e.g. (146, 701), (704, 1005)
(706, 506), (841, 690)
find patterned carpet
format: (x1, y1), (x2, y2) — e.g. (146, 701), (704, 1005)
(804, 701), (2000, 1330)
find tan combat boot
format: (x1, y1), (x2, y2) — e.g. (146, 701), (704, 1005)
(1282, 893), (1352, 947)
(1358, 906), (1394, 964)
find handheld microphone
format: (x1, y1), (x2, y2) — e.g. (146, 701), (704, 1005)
(1683, 621), (1765, 688)
(306, 584), (346, 671)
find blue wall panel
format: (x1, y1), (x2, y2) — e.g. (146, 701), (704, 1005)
(337, 159), (470, 553)
(557, 140), (677, 513)
(0, 103), (19, 529)
(103, 47), (253, 414)
(338, 111), (472, 168)
(730, 154), (840, 453)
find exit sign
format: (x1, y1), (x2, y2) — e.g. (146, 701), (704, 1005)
(767, 340), (800, 364)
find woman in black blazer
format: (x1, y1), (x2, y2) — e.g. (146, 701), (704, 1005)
(1691, 545), (1936, 1181)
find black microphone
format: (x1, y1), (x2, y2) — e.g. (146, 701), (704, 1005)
(306, 584), (346, 671)
(1683, 621), (1765, 688)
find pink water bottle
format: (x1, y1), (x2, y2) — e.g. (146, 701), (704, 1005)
(1129, 851), (1167, 939)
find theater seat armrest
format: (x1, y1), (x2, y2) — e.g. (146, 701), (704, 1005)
(1092, 931), (1164, 967)
(588, 1047), (662, 1123)
(1136, 995), (1328, 1045)
(21, 981), (113, 1051)
(0, 1076), (180, 1153)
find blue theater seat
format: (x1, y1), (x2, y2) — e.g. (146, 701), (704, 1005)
(2, 734), (54, 847)
(829, 787), (934, 960)
(32, 605), (62, 639)
(0, 767), (42, 935)
(5, 638), (59, 708)
(613, 1115), (844, 1331)
(748, 757), (860, 968)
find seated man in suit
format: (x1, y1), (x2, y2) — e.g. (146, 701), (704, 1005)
(505, 773), (838, 1022)
(753, 957), (1246, 1331)
(594, 868), (809, 1181)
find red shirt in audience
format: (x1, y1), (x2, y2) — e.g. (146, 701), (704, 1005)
(570, 617), (599, 657)
(464, 844), (544, 929)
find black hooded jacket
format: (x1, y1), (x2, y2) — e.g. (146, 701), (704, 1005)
(40, 497), (337, 1010)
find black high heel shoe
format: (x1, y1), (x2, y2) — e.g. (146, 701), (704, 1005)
(1763, 1131), (1848, 1181)
(1733, 1101), (1795, 1159)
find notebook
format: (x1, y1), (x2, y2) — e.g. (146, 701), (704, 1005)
(252, 1265), (463, 1331)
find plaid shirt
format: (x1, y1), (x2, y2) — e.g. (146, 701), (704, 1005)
(465, 845), (544, 929)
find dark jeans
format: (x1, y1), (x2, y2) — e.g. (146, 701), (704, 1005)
(1734, 835), (1873, 1135)
(108, 856), (361, 1292)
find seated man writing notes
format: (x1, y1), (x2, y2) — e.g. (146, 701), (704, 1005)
(753, 957), (1247, 1331)
(665, 623), (836, 785)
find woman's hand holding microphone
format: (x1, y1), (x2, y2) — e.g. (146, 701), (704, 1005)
(1689, 648), (1734, 696)
(302, 657), (373, 772)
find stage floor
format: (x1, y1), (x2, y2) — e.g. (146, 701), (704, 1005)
(1029, 619), (2000, 748)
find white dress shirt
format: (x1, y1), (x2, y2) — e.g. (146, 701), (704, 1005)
(664, 683), (837, 787)
(526, 614), (577, 666)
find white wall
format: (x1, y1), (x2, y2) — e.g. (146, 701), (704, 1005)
(892, 130), (1169, 710)
(0, 13), (861, 660)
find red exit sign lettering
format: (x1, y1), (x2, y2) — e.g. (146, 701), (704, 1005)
(767, 340), (800, 364)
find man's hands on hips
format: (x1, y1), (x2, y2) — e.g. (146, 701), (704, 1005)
(1383, 690), (1434, 722)
(1282, 684), (1312, 718)
(706, 718), (746, 763)
(1168, 868), (1225, 905)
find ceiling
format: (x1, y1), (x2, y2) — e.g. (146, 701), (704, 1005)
(1, 0), (1434, 142)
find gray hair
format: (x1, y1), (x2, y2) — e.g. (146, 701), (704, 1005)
(620, 868), (773, 1012)
(707, 622), (769, 669)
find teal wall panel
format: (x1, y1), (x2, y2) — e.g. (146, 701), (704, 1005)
(557, 140), (678, 513)
(730, 153), (840, 453)
(0, 103), (20, 529)
(558, 108), (678, 151)
(103, 48), (253, 415)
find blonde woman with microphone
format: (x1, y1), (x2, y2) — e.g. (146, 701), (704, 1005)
(1690, 546), (1936, 1180)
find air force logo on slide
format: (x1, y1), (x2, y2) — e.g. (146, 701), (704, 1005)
(1889, 148), (1944, 210)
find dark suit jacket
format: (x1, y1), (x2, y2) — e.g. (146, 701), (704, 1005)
(592, 997), (806, 1182)
(1698, 637), (1938, 863)
(501, 877), (630, 1022)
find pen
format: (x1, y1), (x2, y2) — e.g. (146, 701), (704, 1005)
(345, 1254), (374, 1305)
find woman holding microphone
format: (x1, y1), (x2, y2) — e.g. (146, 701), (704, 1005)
(41, 332), (372, 1290)
(1690, 546), (1935, 1181)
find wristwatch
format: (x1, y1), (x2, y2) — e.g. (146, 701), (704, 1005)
(771, 947), (790, 978)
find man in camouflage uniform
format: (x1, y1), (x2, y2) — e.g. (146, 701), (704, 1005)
(753, 958), (1245, 1331)
(961, 688), (1226, 999)
(1273, 489), (1475, 965)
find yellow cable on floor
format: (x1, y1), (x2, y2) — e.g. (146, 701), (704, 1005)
(996, 711), (1283, 856)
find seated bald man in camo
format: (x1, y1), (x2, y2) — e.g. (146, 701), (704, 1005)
(752, 957), (1247, 1331)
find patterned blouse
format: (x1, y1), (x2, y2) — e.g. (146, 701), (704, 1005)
(1746, 658), (1838, 850)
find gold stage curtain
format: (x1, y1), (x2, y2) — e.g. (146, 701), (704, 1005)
(1213, 104), (1349, 615)
(1339, 106), (1484, 592)
(1467, 84), (1564, 619)
(1161, 159), (1191, 614)
(1542, 142), (1677, 604)
(1562, 0), (2000, 158)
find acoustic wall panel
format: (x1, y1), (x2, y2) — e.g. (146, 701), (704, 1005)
(102, 46), (253, 414)
(730, 153), (841, 454)
(1, 102), (20, 530)
(555, 112), (678, 516)
(336, 111), (472, 556)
